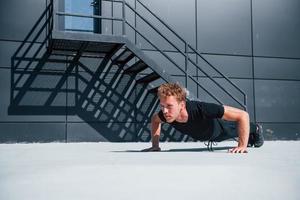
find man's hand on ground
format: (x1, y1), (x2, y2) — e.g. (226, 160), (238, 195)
(141, 146), (161, 152)
(229, 146), (248, 153)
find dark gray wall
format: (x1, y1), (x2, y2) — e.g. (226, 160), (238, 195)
(0, 0), (299, 142)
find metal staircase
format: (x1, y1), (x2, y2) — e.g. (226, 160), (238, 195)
(9, 0), (247, 142)
(50, 0), (247, 110)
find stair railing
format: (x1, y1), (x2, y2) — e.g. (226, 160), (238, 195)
(124, 0), (247, 110)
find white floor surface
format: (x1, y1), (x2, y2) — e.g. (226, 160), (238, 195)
(0, 141), (299, 200)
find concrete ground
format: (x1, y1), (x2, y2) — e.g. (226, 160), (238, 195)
(0, 141), (299, 200)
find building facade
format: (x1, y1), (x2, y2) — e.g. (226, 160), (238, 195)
(0, 0), (300, 142)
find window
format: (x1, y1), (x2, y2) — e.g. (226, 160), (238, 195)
(62, 0), (101, 33)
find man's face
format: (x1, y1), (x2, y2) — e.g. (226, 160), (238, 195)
(159, 96), (184, 123)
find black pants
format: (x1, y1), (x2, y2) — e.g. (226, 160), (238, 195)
(211, 119), (257, 142)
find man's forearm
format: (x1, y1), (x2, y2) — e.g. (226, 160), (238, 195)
(151, 115), (161, 148)
(237, 113), (250, 148)
(151, 134), (160, 148)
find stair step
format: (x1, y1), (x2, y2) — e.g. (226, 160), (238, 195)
(149, 86), (159, 94)
(113, 48), (134, 64)
(136, 72), (160, 84)
(124, 61), (148, 74)
(50, 39), (119, 55)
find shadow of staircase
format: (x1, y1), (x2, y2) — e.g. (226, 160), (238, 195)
(8, 0), (246, 142)
(9, 39), (189, 141)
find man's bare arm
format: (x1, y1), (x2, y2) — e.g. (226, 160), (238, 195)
(222, 105), (250, 153)
(141, 113), (162, 152)
(151, 113), (161, 148)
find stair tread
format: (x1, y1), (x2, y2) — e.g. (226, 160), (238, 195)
(114, 48), (134, 63)
(136, 72), (160, 84)
(124, 61), (148, 74)
(149, 86), (159, 94)
(50, 39), (119, 54)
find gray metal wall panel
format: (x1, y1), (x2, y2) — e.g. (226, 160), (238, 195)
(0, 123), (65, 143)
(140, 52), (253, 79)
(198, 78), (254, 120)
(0, 68), (66, 122)
(197, 0), (252, 55)
(0, 40), (47, 69)
(42, 54), (68, 71)
(0, 41), (18, 68)
(67, 71), (139, 123)
(199, 55), (253, 78)
(67, 122), (108, 142)
(137, 0), (196, 51)
(68, 121), (189, 143)
(77, 57), (104, 72)
(261, 123), (300, 140)
(67, 122), (136, 142)
(0, 0), (46, 42)
(142, 50), (197, 76)
(255, 80), (300, 122)
(135, 122), (192, 142)
(253, 0), (300, 58)
(254, 57), (300, 80)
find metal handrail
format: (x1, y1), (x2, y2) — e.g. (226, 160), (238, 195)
(56, 12), (123, 21)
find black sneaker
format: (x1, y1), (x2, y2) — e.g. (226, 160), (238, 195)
(253, 123), (264, 147)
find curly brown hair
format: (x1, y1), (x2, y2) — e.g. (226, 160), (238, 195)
(157, 83), (186, 102)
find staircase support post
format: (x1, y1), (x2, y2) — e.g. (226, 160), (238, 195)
(122, 0), (126, 35)
(185, 42), (188, 90)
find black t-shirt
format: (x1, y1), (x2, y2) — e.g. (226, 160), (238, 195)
(158, 101), (224, 141)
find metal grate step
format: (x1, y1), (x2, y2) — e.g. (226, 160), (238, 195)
(149, 86), (159, 94)
(50, 39), (119, 55)
(113, 48), (134, 64)
(136, 72), (160, 84)
(124, 60), (148, 74)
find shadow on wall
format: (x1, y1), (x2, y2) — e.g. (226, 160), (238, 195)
(7, 1), (192, 142)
